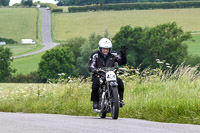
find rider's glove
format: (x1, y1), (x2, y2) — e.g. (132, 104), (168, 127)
(120, 46), (127, 55)
(91, 69), (97, 74)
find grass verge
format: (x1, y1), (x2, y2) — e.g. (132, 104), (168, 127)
(0, 66), (200, 124)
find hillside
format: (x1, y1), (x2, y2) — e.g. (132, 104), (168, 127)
(53, 8), (200, 41)
(0, 8), (37, 42)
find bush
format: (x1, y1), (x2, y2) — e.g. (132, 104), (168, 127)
(52, 8), (63, 13)
(8, 71), (41, 83)
(112, 22), (192, 69)
(38, 47), (76, 82)
(0, 47), (15, 82)
(184, 55), (200, 71)
(68, 1), (200, 12)
(0, 37), (17, 44)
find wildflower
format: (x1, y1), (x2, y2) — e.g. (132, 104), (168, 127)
(157, 61), (164, 64)
(135, 70), (140, 74)
(43, 88), (47, 91)
(21, 91), (26, 93)
(166, 66), (172, 69)
(68, 79), (73, 83)
(156, 59), (160, 62)
(166, 63), (170, 66)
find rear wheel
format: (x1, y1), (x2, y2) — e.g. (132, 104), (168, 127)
(110, 87), (119, 119)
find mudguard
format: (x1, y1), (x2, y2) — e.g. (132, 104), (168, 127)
(109, 82), (118, 87)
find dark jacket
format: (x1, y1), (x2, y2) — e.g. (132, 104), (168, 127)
(88, 50), (127, 74)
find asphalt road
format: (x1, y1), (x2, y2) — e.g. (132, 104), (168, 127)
(0, 112), (200, 133)
(13, 8), (57, 59)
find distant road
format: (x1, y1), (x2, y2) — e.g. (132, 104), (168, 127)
(13, 8), (57, 59)
(0, 112), (200, 133)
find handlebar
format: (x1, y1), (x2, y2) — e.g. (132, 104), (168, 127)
(96, 67), (127, 73)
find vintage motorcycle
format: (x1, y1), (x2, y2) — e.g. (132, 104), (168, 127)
(93, 64), (126, 119)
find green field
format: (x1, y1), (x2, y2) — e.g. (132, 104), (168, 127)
(5, 44), (43, 56)
(0, 8), (43, 75)
(0, 8), (37, 42)
(187, 34), (200, 56)
(53, 8), (200, 41)
(0, 8), (44, 58)
(12, 52), (44, 74)
(0, 66), (200, 124)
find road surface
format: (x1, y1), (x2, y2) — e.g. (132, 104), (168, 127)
(0, 112), (200, 133)
(13, 8), (57, 59)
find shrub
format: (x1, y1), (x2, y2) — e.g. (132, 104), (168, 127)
(112, 22), (192, 69)
(184, 55), (200, 71)
(52, 8), (63, 13)
(38, 47), (76, 82)
(0, 47), (15, 82)
(0, 37), (17, 44)
(68, 1), (200, 13)
(8, 71), (41, 83)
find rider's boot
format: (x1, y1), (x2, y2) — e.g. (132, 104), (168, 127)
(120, 100), (125, 107)
(93, 101), (98, 109)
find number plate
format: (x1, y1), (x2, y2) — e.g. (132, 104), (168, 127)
(106, 71), (116, 81)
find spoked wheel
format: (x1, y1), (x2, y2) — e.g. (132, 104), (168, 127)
(110, 87), (119, 119)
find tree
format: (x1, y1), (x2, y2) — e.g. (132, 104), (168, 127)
(138, 22), (192, 68)
(21, 0), (32, 7)
(0, 0), (10, 6)
(0, 47), (15, 82)
(38, 47), (76, 82)
(112, 25), (145, 66)
(76, 33), (103, 77)
(59, 37), (87, 66)
(112, 22), (192, 69)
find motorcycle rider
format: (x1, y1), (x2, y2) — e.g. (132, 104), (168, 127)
(88, 38), (127, 109)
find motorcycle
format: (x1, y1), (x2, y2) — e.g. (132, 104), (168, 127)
(93, 64), (126, 119)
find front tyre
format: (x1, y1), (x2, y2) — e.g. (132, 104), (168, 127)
(111, 87), (119, 119)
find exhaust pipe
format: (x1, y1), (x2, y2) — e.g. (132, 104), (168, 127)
(93, 109), (101, 113)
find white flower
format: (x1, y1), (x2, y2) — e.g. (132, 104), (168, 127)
(157, 61), (164, 64)
(135, 70), (140, 74)
(166, 63), (170, 66)
(156, 59), (160, 62)
(68, 80), (73, 83)
(21, 91), (26, 93)
(166, 66), (172, 69)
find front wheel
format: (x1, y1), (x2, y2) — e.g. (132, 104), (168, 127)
(110, 87), (119, 119)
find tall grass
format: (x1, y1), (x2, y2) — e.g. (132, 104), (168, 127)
(0, 65), (200, 124)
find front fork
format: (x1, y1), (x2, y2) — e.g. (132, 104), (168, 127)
(100, 81), (118, 112)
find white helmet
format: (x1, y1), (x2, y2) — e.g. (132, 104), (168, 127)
(98, 38), (112, 52)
